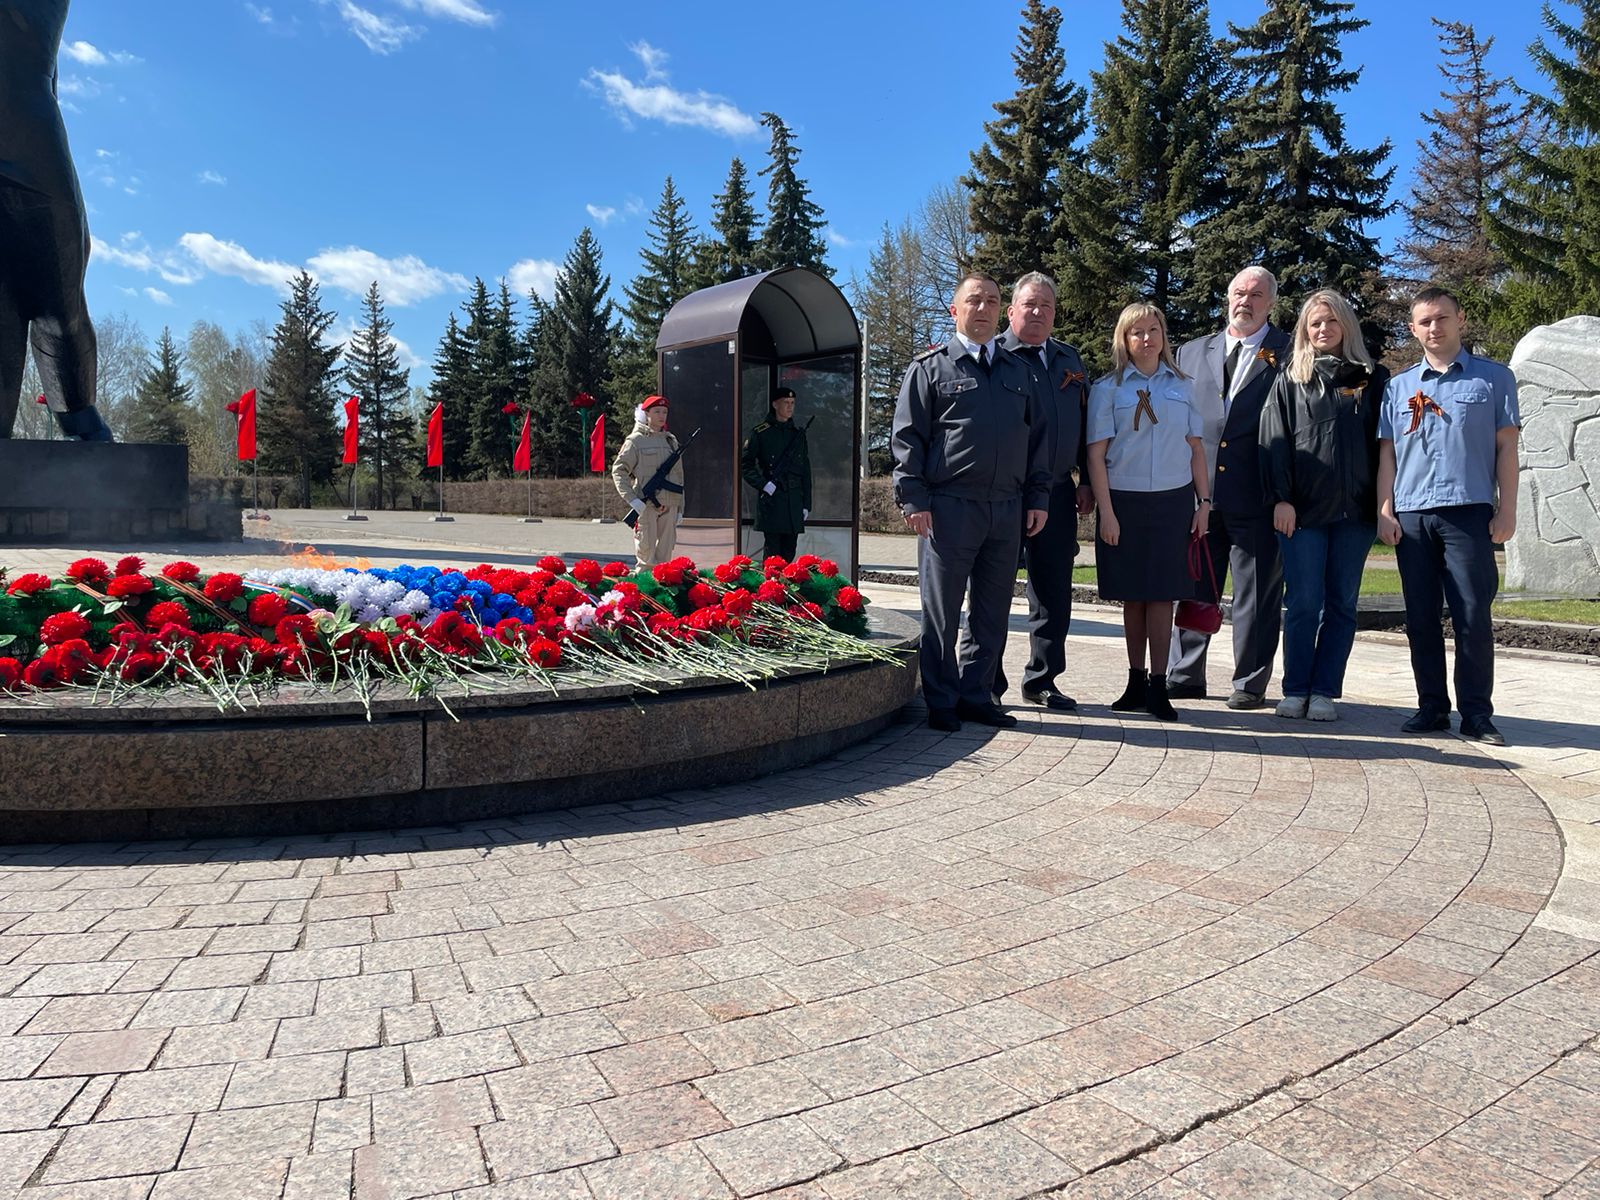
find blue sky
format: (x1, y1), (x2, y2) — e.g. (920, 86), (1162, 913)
(62, 0), (1553, 379)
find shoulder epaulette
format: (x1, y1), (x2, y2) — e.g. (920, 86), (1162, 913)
(914, 345), (943, 362)
(754, 421), (770, 432)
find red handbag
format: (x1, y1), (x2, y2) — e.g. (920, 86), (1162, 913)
(1174, 532), (1223, 635)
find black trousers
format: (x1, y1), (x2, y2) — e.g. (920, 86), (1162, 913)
(923, 494), (1022, 712)
(1169, 506), (1283, 696)
(1395, 505), (1498, 720)
(760, 531), (799, 563)
(989, 480), (1079, 698)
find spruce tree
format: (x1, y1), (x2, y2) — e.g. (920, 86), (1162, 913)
(425, 313), (473, 481)
(125, 326), (192, 444)
(259, 271), (341, 506)
(617, 177), (698, 411)
(528, 229), (621, 474)
(690, 157), (761, 289)
(964, 0), (1089, 287)
(342, 281), (410, 506)
(756, 113), (831, 276)
(1488, 0), (1600, 325)
(457, 278), (497, 480)
(1194, 0), (1394, 322)
(464, 281), (523, 479)
(1086, 0), (1232, 341)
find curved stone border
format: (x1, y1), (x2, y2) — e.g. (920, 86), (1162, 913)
(0, 613), (919, 843)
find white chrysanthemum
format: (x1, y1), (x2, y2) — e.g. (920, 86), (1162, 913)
(372, 579), (406, 604)
(356, 605), (383, 623)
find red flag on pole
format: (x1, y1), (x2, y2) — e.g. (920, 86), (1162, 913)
(342, 396), (360, 465)
(426, 403), (444, 468)
(513, 412), (532, 473)
(225, 389), (257, 461)
(588, 411), (606, 473)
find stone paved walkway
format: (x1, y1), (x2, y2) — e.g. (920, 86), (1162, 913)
(0, 526), (1597, 1197)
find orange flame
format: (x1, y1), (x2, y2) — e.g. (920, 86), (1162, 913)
(287, 545), (372, 571)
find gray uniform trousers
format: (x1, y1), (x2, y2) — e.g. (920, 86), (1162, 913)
(1168, 507), (1283, 695)
(981, 479), (1079, 698)
(924, 494), (1023, 712)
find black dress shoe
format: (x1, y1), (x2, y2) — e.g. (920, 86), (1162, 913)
(927, 708), (962, 732)
(1460, 716), (1506, 745)
(1165, 682), (1206, 700)
(955, 700), (1018, 728)
(1022, 688), (1077, 711)
(1401, 709), (1451, 734)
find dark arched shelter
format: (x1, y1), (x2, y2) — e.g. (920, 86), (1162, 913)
(656, 267), (862, 578)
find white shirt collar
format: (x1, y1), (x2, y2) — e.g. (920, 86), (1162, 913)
(1226, 324), (1270, 356)
(953, 331), (996, 362)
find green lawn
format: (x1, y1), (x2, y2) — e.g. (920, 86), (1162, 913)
(1493, 598), (1600, 625)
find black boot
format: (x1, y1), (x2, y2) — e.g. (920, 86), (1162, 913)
(1146, 673), (1178, 721)
(55, 407), (114, 442)
(1111, 668), (1147, 712)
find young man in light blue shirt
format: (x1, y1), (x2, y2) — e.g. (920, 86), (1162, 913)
(1377, 287), (1521, 745)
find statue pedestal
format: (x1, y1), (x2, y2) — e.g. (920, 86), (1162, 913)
(1507, 316), (1600, 597)
(0, 440), (241, 544)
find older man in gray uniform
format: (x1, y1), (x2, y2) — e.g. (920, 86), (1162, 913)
(892, 272), (1051, 732)
(1168, 265), (1289, 707)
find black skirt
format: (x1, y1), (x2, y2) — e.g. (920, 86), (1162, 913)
(1096, 485), (1194, 602)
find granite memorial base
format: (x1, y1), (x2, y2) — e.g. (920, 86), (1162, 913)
(0, 613), (920, 843)
(0, 439), (241, 544)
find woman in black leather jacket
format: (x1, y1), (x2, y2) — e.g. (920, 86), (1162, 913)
(1259, 289), (1388, 721)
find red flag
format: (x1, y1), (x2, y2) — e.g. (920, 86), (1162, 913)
(342, 395), (360, 465)
(588, 411), (606, 473)
(225, 388), (257, 461)
(426, 403), (443, 468)
(513, 412), (532, 473)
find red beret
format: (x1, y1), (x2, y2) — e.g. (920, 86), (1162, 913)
(641, 395), (668, 411)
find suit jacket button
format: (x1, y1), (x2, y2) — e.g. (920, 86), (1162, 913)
(1218, 464), (1228, 471)
(1219, 440), (1228, 448)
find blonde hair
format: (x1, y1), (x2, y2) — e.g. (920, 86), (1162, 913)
(1288, 289), (1374, 384)
(1110, 302), (1186, 384)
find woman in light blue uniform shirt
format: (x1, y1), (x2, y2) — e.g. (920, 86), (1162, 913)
(1086, 302), (1210, 721)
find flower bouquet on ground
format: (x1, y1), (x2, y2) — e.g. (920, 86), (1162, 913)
(0, 551), (895, 716)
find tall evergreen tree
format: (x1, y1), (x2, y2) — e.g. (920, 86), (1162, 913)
(689, 157), (761, 289)
(125, 326), (192, 444)
(342, 281), (410, 506)
(259, 271), (341, 506)
(465, 281), (523, 479)
(1194, 0), (1394, 322)
(617, 176), (699, 411)
(1087, 0), (1232, 341)
(964, 0), (1089, 286)
(457, 278), (497, 480)
(756, 113), (831, 276)
(425, 313), (473, 481)
(1487, 0), (1600, 325)
(528, 229), (621, 475)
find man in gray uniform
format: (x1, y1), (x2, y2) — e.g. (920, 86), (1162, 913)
(1168, 265), (1289, 707)
(991, 270), (1092, 710)
(892, 272), (1051, 732)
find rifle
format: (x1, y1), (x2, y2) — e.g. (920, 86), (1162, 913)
(624, 426), (700, 530)
(760, 415), (815, 495)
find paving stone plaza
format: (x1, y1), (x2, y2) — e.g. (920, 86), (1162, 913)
(1, 515), (1598, 1198)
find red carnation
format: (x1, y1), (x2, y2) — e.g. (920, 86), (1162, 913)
(601, 561), (628, 578)
(571, 559), (604, 588)
(146, 601), (192, 628)
(106, 574), (153, 598)
(274, 614), (318, 646)
(493, 617), (527, 645)
(5, 573), (50, 596)
(161, 561), (201, 583)
(755, 581), (787, 603)
(714, 563), (740, 584)
(119, 651), (165, 683)
(687, 582), (719, 610)
(722, 588), (754, 617)
(0, 658), (21, 689)
(65, 557), (110, 585)
(203, 573), (244, 603)
(114, 555), (145, 576)
(501, 401), (520, 415)
(782, 563), (810, 583)
(39, 611), (91, 645)
(527, 636), (562, 668)
(514, 587), (543, 608)
(247, 593), (291, 626)
(22, 657), (62, 688)
(816, 560), (839, 578)
(652, 561), (686, 586)
(646, 612), (681, 634)
(538, 555), (567, 575)
(835, 586), (865, 614)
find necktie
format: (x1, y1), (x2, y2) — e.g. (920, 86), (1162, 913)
(978, 344), (990, 372)
(1223, 340), (1243, 396)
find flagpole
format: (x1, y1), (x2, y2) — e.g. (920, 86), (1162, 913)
(432, 462), (453, 522)
(344, 463), (366, 521)
(519, 409), (540, 523)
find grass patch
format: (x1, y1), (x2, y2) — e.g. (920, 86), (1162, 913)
(1493, 598), (1600, 625)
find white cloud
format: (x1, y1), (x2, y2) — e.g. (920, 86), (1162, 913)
(245, 3), (276, 23)
(630, 40), (668, 80)
(143, 287), (174, 306)
(58, 76), (104, 99)
(327, 318), (424, 370)
(826, 226), (856, 248)
(335, 0), (419, 54)
(507, 258), (558, 302)
(198, 169), (228, 186)
(624, 196), (646, 216)
(178, 232), (298, 292)
(306, 246), (469, 306)
(63, 40), (106, 66)
(95, 147), (116, 159)
(584, 66), (758, 139)
(394, 0), (496, 26)
(585, 204), (618, 226)
(93, 233), (204, 285)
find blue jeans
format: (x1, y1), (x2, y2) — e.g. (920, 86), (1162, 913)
(1394, 505), (1498, 720)
(1277, 517), (1373, 698)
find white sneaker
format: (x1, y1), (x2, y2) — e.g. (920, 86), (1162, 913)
(1276, 695), (1308, 718)
(1307, 695), (1338, 721)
